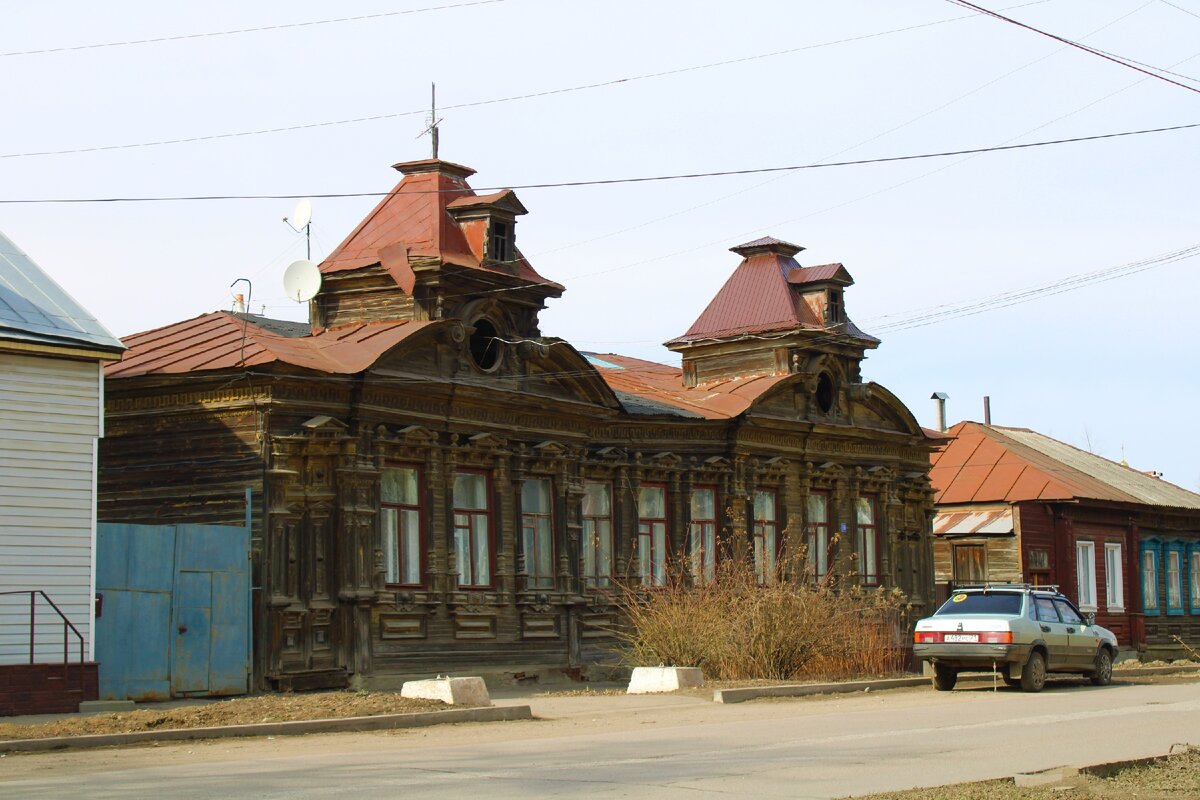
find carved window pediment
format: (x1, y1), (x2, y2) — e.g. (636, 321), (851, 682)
(533, 440), (568, 458)
(399, 425), (439, 445)
(301, 415), (348, 435)
(467, 432), (507, 450)
(595, 446), (627, 460)
(651, 452), (682, 468)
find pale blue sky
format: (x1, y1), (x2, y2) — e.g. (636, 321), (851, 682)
(2, 1), (1197, 487)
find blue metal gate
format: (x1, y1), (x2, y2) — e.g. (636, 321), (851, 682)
(96, 523), (250, 701)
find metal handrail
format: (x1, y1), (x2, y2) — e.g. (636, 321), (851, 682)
(0, 589), (86, 665)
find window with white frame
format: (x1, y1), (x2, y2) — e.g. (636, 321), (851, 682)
(1142, 548), (1159, 613)
(1167, 548), (1183, 612)
(1191, 549), (1200, 613)
(689, 487), (718, 584)
(1104, 542), (1124, 611)
(1076, 541), (1097, 610)
(753, 491), (777, 585)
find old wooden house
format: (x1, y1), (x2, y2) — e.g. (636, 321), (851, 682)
(99, 156), (940, 690)
(0, 229), (124, 714)
(930, 421), (1200, 657)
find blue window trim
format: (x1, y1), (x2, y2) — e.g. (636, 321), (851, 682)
(1189, 542), (1200, 615)
(1140, 539), (1161, 617)
(1165, 541), (1187, 616)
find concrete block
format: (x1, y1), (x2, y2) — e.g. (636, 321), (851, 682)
(627, 666), (704, 694)
(400, 676), (491, 706)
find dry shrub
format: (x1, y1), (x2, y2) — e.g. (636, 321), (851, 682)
(608, 547), (910, 681)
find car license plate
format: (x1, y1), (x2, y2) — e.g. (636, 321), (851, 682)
(944, 633), (979, 643)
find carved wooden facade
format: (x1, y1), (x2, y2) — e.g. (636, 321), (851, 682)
(99, 158), (938, 689)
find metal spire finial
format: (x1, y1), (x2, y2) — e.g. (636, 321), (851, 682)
(417, 82), (442, 159)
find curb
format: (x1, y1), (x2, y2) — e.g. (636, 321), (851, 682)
(712, 664), (1200, 703)
(714, 677), (928, 703)
(0, 704), (532, 753)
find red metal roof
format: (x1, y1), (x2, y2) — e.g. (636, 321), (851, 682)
(667, 250), (823, 344)
(106, 312), (429, 378)
(318, 159), (559, 290)
(584, 352), (788, 419)
(787, 263), (851, 285)
(931, 421), (1200, 509)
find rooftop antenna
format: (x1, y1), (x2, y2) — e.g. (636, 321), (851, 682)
(283, 199), (313, 260)
(417, 82), (442, 159)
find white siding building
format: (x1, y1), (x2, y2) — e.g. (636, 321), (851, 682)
(0, 231), (123, 665)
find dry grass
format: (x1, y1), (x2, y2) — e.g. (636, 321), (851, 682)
(606, 545), (910, 682)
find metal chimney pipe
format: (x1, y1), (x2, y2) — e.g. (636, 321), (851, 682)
(983, 396), (992, 425)
(931, 392), (949, 432)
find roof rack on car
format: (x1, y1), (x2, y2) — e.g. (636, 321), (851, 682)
(952, 582), (1060, 593)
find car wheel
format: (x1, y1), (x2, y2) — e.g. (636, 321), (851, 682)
(1089, 648), (1113, 686)
(932, 664), (958, 691)
(1020, 650), (1047, 693)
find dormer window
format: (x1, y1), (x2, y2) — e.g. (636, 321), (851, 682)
(827, 290), (843, 325)
(490, 220), (514, 263)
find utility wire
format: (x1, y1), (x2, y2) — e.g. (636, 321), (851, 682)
(2, 120), (1196, 205)
(0, 0), (507, 58)
(948, 0), (1200, 94)
(0, 1), (1052, 160)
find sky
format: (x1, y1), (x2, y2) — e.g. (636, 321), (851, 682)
(1, 0), (1197, 489)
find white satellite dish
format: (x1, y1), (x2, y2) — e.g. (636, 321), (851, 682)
(290, 199), (312, 231)
(283, 259), (322, 302)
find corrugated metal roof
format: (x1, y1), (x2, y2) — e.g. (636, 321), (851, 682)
(0, 229), (124, 353)
(931, 421), (1200, 510)
(582, 352), (787, 419)
(933, 508), (1014, 536)
(107, 312), (428, 378)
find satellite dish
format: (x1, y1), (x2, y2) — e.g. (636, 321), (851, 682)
(290, 199), (312, 230)
(283, 259), (322, 302)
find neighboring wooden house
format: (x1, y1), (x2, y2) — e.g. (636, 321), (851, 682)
(0, 230), (124, 714)
(930, 421), (1200, 658)
(99, 156), (940, 690)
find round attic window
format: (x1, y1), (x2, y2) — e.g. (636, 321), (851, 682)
(815, 372), (835, 414)
(468, 318), (502, 372)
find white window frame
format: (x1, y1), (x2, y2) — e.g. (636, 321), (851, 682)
(1076, 540), (1097, 611)
(1104, 542), (1124, 612)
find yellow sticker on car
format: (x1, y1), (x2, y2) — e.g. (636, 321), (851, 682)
(952, 593), (968, 603)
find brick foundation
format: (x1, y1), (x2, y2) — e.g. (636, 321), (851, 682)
(0, 662), (99, 716)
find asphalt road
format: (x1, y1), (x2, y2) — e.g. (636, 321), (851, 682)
(4, 678), (1199, 799)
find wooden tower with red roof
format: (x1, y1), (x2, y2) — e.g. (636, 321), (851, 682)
(666, 236), (879, 418)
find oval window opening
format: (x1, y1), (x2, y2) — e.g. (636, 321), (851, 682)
(469, 318), (501, 371)
(815, 372), (835, 413)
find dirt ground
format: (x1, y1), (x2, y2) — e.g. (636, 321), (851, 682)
(1, 662), (1194, 743)
(850, 747), (1200, 799)
(0, 691), (451, 740)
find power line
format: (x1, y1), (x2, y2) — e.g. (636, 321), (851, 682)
(0, 1), (1053, 160)
(4, 120), (1195, 205)
(0, 0), (507, 58)
(528, 1), (1154, 262)
(948, 0), (1200, 94)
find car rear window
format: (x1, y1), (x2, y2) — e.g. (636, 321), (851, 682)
(935, 592), (1023, 616)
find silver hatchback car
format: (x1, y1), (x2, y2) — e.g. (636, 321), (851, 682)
(913, 584), (1119, 692)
